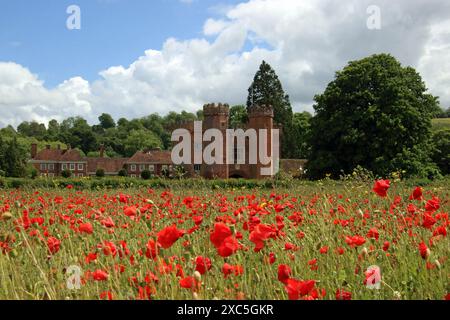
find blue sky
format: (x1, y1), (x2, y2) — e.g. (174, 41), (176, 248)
(0, 0), (241, 87)
(0, 0), (449, 127)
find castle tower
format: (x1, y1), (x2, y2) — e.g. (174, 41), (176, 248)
(201, 103), (229, 179)
(247, 104), (275, 179)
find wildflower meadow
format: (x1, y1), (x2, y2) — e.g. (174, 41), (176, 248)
(0, 179), (448, 300)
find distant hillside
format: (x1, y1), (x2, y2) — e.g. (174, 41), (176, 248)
(432, 118), (450, 131)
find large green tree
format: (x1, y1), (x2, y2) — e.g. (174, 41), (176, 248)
(290, 112), (312, 159)
(98, 113), (116, 129)
(247, 61), (294, 158)
(229, 105), (248, 129)
(0, 136), (28, 177)
(307, 54), (440, 179)
(431, 129), (450, 175)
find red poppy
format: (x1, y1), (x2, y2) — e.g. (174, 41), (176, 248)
(210, 223), (232, 248)
(195, 256), (212, 275)
(425, 197), (440, 213)
(418, 241), (430, 260)
(249, 224), (275, 252)
(124, 206), (137, 217)
(157, 225), (185, 249)
(335, 289), (352, 300)
(101, 217), (115, 228)
(433, 226), (447, 237)
(217, 236), (239, 257)
(47, 237), (61, 254)
(422, 213), (436, 229)
(85, 252), (97, 263)
(145, 239), (159, 259)
(409, 187), (423, 200)
(100, 291), (113, 300)
(180, 276), (199, 290)
(345, 235), (366, 248)
(79, 222), (93, 234)
(285, 279), (316, 300)
(367, 227), (379, 240)
(319, 246), (329, 254)
(277, 264), (292, 284)
(372, 180), (390, 197)
(192, 216), (203, 226)
(92, 269), (108, 281)
(221, 263), (244, 278)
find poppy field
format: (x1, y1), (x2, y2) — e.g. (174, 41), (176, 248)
(0, 180), (448, 300)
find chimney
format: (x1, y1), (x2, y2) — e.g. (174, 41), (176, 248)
(31, 143), (38, 159)
(99, 144), (105, 158)
(46, 145), (51, 150)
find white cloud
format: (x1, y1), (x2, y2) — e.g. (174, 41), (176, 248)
(1, 0), (450, 128)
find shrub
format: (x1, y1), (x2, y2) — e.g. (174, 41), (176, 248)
(61, 170), (72, 178)
(96, 168), (105, 178)
(118, 169), (127, 177)
(141, 170), (152, 180)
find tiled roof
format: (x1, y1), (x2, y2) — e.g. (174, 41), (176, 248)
(86, 157), (127, 173)
(126, 150), (172, 164)
(33, 148), (84, 162)
(60, 149), (84, 162)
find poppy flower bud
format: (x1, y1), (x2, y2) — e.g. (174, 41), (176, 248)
(2, 211), (12, 220)
(361, 247), (369, 257)
(193, 271), (202, 282)
(434, 259), (441, 269)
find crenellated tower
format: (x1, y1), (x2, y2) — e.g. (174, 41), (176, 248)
(247, 104), (275, 178)
(201, 103), (229, 179)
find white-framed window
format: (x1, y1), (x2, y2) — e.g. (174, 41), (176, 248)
(40, 163), (47, 171)
(149, 165), (155, 172)
(139, 164), (145, 171)
(131, 174), (136, 178)
(62, 163), (67, 170)
(70, 163), (75, 171)
(162, 165), (168, 170)
(48, 163), (54, 171)
(48, 173), (55, 177)
(78, 173), (84, 177)
(78, 163), (84, 170)
(194, 164), (201, 173)
(130, 164), (136, 172)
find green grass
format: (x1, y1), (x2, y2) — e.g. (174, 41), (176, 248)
(432, 118), (450, 131)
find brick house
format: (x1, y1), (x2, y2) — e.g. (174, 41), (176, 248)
(29, 103), (306, 179)
(30, 144), (88, 177)
(124, 149), (173, 178)
(30, 144), (172, 178)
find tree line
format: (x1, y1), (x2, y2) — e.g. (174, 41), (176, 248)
(0, 53), (448, 179)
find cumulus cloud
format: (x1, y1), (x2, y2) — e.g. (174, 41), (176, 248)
(1, 0), (449, 128)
